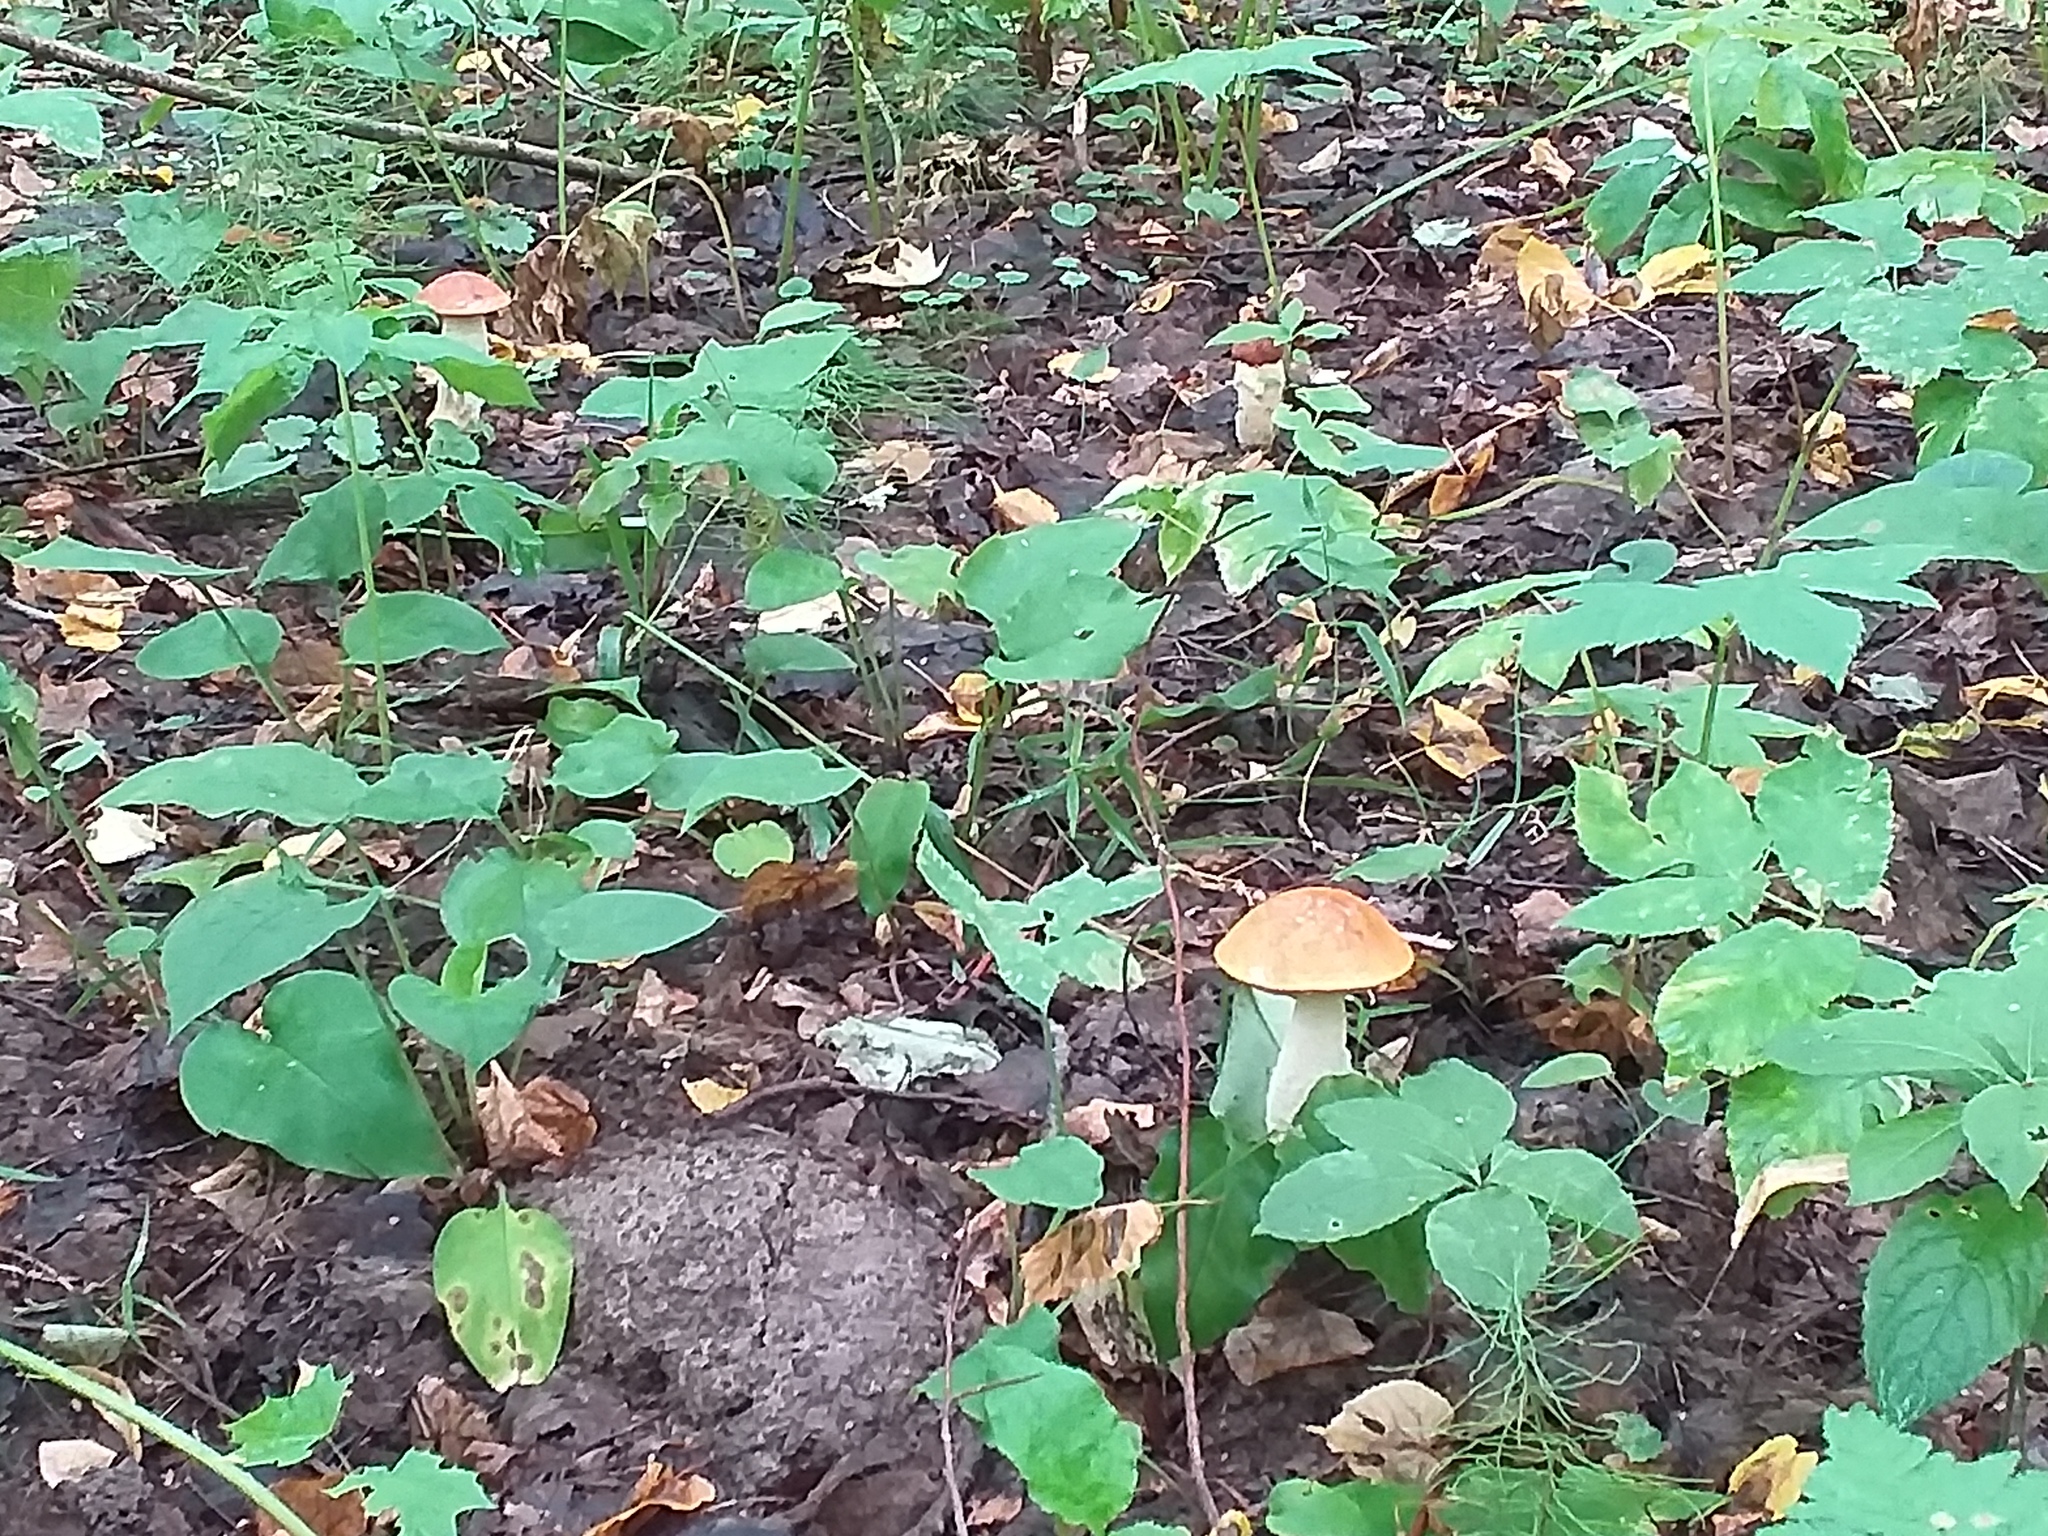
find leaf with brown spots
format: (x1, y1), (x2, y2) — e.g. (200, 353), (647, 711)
(1019, 1199), (1163, 1310)
(434, 1200), (574, 1391)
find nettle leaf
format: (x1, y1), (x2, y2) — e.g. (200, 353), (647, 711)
(222, 1363), (350, 1466)
(356, 752), (509, 824)
(1962, 1081), (2048, 1206)
(1648, 760), (1767, 875)
(342, 592), (506, 665)
(180, 970), (456, 1176)
(1754, 734), (1892, 907)
(1571, 765), (1676, 881)
(333, 1449), (494, 1536)
(1652, 920), (1864, 1078)
(433, 1201), (573, 1392)
(972, 1135), (1104, 1210)
(1862, 1186), (2048, 1425)
(161, 871), (375, 1032)
(1780, 1405), (2048, 1533)
(135, 608), (283, 681)
(103, 742), (367, 826)
(1140, 1117), (1294, 1356)
(1849, 1105), (1966, 1205)
(925, 1309), (1141, 1533)
(1426, 1186), (1549, 1313)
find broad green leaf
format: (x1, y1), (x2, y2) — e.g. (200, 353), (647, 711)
(117, 190), (231, 291)
(1724, 1065), (1877, 1196)
(1257, 1149), (1464, 1243)
(745, 546), (843, 610)
(1426, 1186), (1548, 1313)
(549, 713), (678, 799)
(1522, 1053), (1614, 1089)
(1571, 764), (1674, 881)
(1141, 1117), (1294, 1355)
(972, 1135), (1104, 1210)
(221, 1364), (349, 1467)
(0, 87), (109, 159)
(15, 535), (234, 581)
(1688, 33), (1768, 145)
(135, 609), (283, 680)
(256, 473), (390, 586)
(1444, 1464), (1721, 1536)
(643, 748), (859, 822)
(180, 970), (455, 1175)
(848, 777), (929, 916)
(1316, 1058), (1513, 1177)
(1850, 1105), (1966, 1205)
(103, 742), (367, 826)
(356, 752), (508, 824)
(1327, 1208), (1433, 1314)
(433, 1200), (573, 1391)
(1652, 920), (1863, 1078)
(1754, 734), (1892, 907)
(644, 410), (838, 500)
(1863, 1186), (2048, 1425)
(342, 592), (506, 665)
(438, 848), (585, 955)
(711, 821), (793, 877)
(161, 872), (375, 1031)
(1563, 872), (1768, 937)
(1266, 1478), (1421, 1536)
(202, 360), (305, 468)
(1962, 1081), (2048, 1206)
(1488, 1145), (1636, 1237)
(1646, 760), (1766, 876)
(742, 632), (856, 676)
(854, 544), (960, 611)
(1089, 36), (1368, 101)
(333, 1450), (494, 1536)
(930, 1316), (1140, 1533)
(1780, 1404), (2048, 1534)
(387, 971), (548, 1074)
(539, 888), (721, 964)
(556, 0), (682, 62)
(1336, 842), (1448, 883)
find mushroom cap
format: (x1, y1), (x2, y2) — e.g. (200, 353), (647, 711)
(1213, 886), (1414, 995)
(416, 270), (510, 317)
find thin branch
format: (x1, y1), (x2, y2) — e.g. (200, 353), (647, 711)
(0, 22), (657, 184)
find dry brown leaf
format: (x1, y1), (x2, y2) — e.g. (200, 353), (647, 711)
(1611, 243), (1719, 309)
(572, 202), (657, 300)
(967, 1491), (1025, 1528)
(1019, 1200), (1163, 1310)
(846, 240), (945, 289)
(476, 1065), (598, 1170)
(35, 676), (110, 736)
(1531, 995), (1658, 1069)
(1966, 674), (2048, 728)
(1805, 408), (1854, 488)
(1515, 235), (1594, 350)
(85, 807), (164, 866)
(740, 858), (860, 925)
(56, 595), (128, 652)
(410, 1375), (513, 1475)
(1063, 1099), (1159, 1144)
(1132, 278), (1181, 314)
(1732, 1153), (1849, 1250)
(1222, 1302), (1371, 1385)
(70, 1367), (142, 1460)
(37, 1439), (116, 1486)
(508, 235), (586, 346)
(992, 485), (1059, 530)
(1728, 1434), (1818, 1517)
(862, 439), (937, 484)
(911, 898), (965, 951)
(1411, 700), (1506, 779)
(1525, 136), (1574, 188)
(190, 1149), (276, 1239)
(684, 1078), (749, 1114)
(1428, 437), (1496, 516)
(1317, 1378), (1455, 1484)
(257, 1472), (369, 1536)
(580, 1459), (716, 1536)
(628, 969), (693, 1036)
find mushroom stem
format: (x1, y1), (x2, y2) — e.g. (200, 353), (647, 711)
(1263, 990), (1353, 1134)
(427, 312), (492, 431)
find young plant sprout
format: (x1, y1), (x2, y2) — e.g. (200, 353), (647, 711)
(1213, 885), (1415, 1135)
(416, 270), (511, 431)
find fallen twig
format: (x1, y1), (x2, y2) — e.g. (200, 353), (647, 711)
(0, 23), (657, 184)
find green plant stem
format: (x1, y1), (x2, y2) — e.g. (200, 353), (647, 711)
(0, 1334), (325, 1536)
(555, 0), (570, 237)
(1239, 93), (1280, 303)
(1319, 75), (1673, 246)
(1759, 359), (1853, 569)
(778, 0), (834, 280)
(1696, 624), (1733, 765)
(1699, 92), (1738, 492)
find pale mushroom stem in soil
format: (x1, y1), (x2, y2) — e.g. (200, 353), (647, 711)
(1212, 886), (1416, 1136)
(415, 269), (512, 431)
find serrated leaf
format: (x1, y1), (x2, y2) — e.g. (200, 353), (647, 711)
(1563, 872), (1769, 937)
(1849, 1105), (1966, 1205)
(1725, 1064), (1877, 1197)
(1780, 1404), (2048, 1534)
(221, 1364), (350, 1467)
(1754, 734), (1892, 908)
(1652, 920), (1864, 1078)
(1862, 1186), (2048, 1425)
(333, 1449), (493, 1536)
(1571, 765), (1675, 881)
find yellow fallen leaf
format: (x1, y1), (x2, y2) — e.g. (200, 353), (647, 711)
(1412, 700), (1506, 779)
(1515, 234), (1594, 349)
(1019, 1199), (1163, 1310)
(1133, 278), (1181, 313)
(1728, 1434), (1818, 1517)
(684, 1079), (749, 1113)
(57, 598), (126, 652)
(1806, 408), (1854, 488)
(1731, 1153), (1849, 1250)
(1627, 242), (1719, 305)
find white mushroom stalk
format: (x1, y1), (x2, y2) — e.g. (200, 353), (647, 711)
(1262, 989), (1355, 1135)
(415, 271), (511, 433)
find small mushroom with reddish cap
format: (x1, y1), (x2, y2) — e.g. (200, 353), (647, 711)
(1213, 886), (1415, 1135)
(416, 270), (510, 430)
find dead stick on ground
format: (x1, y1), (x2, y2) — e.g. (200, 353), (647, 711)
(0, 23), (657, 184)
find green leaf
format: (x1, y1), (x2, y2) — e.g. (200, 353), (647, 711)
(745, 546), (843, 610)
(1336, 842), (1449, 883)
(1522, 1053), (1614, 1089)
(1647, 760), (1767, 876)
(741, 632), (856, 677)
(202, 360), (305, 468)
(972, 1135), (1104, 1210)
(356, 752), (508, 824)
(103, 742), (367, 827)
(161, 872), (375, 1032)
(1563, 872), (1768, 937)
(1963, 1082), (2048, 1206)
(14, 535), (234, 581)
(1725, 1065), (1878, 1196)
(556, 0), (682, 63)
(180, 970), (455, 1176)
(387, 971), (547, 1075)
(1850, 1105), (1966, 1205)
(438, 848), (585, 956)
(643, 747), (860, 823)
(1862, 1186), (2048, 1425)
(257, 473), (390, 586)
(116, 190), (230, 291)
(1141, 1117), (1294, 1354)
(1426, 1186), (1548, 1313)
(849, 778), (930, 916)
(549, 713), (678, 799)
(1444, 1464), (1720, 1536)
(1328, 1208), (1433, 1313)
(1090, 35), (1368, 101)
(1266, 1478), (1421, 1536)
(1488, 1145), (1637, 1237)
(0, 87), (109, 159)
(221, 1364), (350, 1467)
(854, 544), (960, 610)
(1652, 920), (1864, 1078)
(433, 1200), (573, 1391)
(1571, 765), (1674, 881)
(539, 888), (721, 964)
(342, 592), (506, 665)
(1780, 1404), (2048, 1534)
(135, 609), (283, 681)
(929, 1314), (1141, 1532)
(333, 1449), (493, 1536)
(1258, 1149), (1464, 1244)
(1754, 734), (1892, 908)
(1319, 1058), (1516, 1177)
(711, 821), (793, 878)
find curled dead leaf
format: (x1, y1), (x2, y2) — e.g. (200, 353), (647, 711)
(1317, 1378), (1455, 1484)
(37, 1439), (116, 1487)
(256, 1473), (368, 1536)
(1063, 1098), (1159, 1144)
(476, 1065), (598, 1171)
(1222, 1301), (1371, 1385)
(1731, 1153), (1849, 1250)
(1428, 437), (1496, 516)
(740, 859), (861, 925)
(1019, 1199), (1164, 1310)
(579, 1460), (716, 1536)
(1728, 1434), (1818, 1517)
(1411, 699), (1506, 779)
(1515, 235), (1594, 350)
